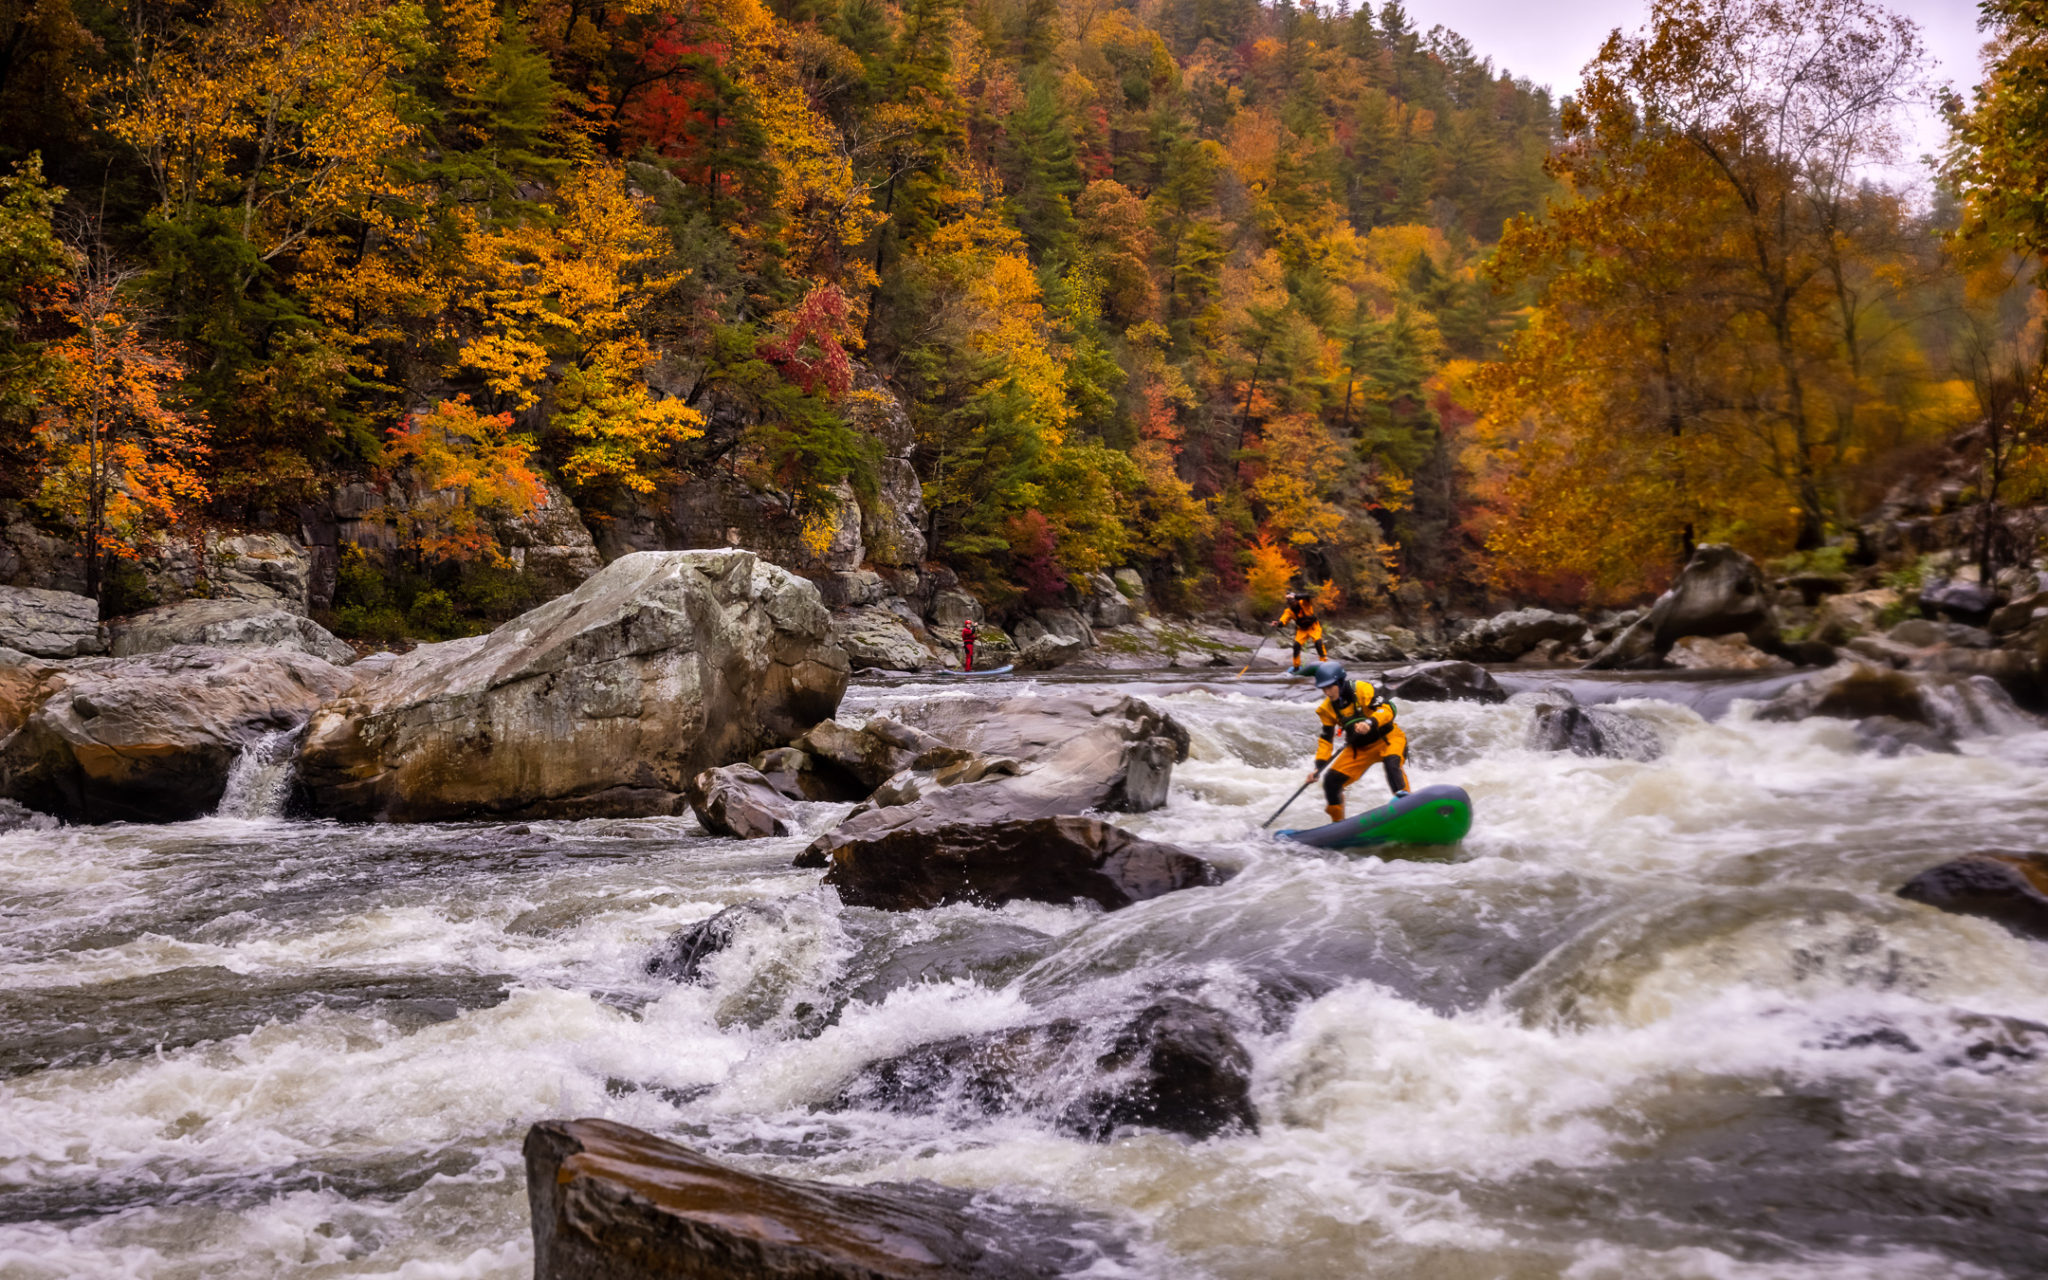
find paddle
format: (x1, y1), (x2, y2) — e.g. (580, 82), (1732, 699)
(1262, 768), (1320, 829)
(1235, 628), (1274, 677)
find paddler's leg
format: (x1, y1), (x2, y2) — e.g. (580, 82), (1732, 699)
(1309, 622), (1327, 661)
(1289, 636), (1304, 673)
(1382, 756), (1409, 798)
(1322, 746), (1367, 822)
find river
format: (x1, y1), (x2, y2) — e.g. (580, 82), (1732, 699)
(3, 669), (2047, 1278)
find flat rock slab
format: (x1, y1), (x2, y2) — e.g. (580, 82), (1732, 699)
(108, 598), (354, 664)
(822, 814), (1221, 911)
(0, 586), (103, 658)
(525, 1118), (1124, 1280)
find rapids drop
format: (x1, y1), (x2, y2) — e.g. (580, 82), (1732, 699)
(3, 671), (2047, 1278)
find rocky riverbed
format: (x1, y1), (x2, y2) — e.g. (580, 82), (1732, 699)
(3, 660), (2047, 1277)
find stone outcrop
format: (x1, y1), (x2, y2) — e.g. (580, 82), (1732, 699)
(1587, 544), (1780, 669)
(107, 599), (354, 664)
(0, 587), (104, 658)
(820, 815), (1221, 911)
(135, 531), (316, 615)
(686, 764), (798, 839)
(1082, 572), (1136, 628)
(751, 746), (865, 802)
(1898, 854), (2048, 942)
(525, 1118), (1119, 1280)
(1015, 633), (1085, 670)
(1813, 588), (1899, 646)
(833, 996), (1257, 1141)
(1380, 660), (1506, 704)
(0, 646), (349, 823)
(797, 693), (1190, 864)
(828, 605), (932, 671)
(295, 550), (848, 822)
(1449, 608), (1586, 663)
(0, 503), (85, 594)
(794, 715), (973, 790)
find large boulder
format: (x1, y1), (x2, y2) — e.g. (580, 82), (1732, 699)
(108, 599), (354, 664)
(1898, 854), (2048, 942)
(794, 716), (970, 790)
(829, 606), (932, 672)
(0, 587), (104, 658)
(797, 693), (1190, 863)
(1920, 578), (1998, 624)
(833, 996), (1257, 1141)
(1081, 572), (1135, 628)
(1526, 699), (1663, 761)
(820, 815), (1221, 912)
(1755, 663), (1933, 726)
(1449, 608), (1586, 662)
(1587, 544), (1779, 669)
(294, 550), (849, 822)
(686, 764), (797, 839)
(0, 646), (349, 823)
(1015, 633), (1086, 670)
(1380, 660), (1506, 704)
(525, 1119), (1118, 1280)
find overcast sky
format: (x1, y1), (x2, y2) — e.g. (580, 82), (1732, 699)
(1407, 0), (1986, 187)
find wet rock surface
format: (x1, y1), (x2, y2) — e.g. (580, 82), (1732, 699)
(0, 586), (103, 658)
(1898, 854), (2048, 942)
(1450, 608), (1586, 663)
(0, 646), (348, 823)
(833, 995), (1256, 1141)
(294, 551), (849, 822)
(525, 1118), (1125, 1280)
(800, 694), (1191, 861)
(686, 764), (796, 838)
(822, 815), (1222, 912)
(1381, 660), (1507, 703)
(1526, 698), (1663, 761)
(1756, 663), (1932, 725)
(108, 599), (355, 664)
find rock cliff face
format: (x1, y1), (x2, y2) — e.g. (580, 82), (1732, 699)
(294, 550), (849, 821)
(0, 646), (350, 823)
(0, 587), (104, 658)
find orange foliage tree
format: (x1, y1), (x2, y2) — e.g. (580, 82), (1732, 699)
(382, 398), (544, 565)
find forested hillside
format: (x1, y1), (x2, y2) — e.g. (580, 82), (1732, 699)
(0, 0), (2032, 628)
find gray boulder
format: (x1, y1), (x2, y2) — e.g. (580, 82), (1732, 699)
(1381, 660), (1506, 703)
(1587, 544), (1779, 669)
(1756, 663), (1933, 726)
(1813, 588), (1899, 645)
(928, 588), (983, 629)
(828, 605), (931, 671)
(1527, 700), (1663, 761)
(0, 646), (349, 823)
(687, 764), (798, 838)
(797, 693), (1190, 865)
(1665, 633), (1793, 671)
(794, 715), (971, 790)
(1450, 608), (1586, 662)
(525, 1119), (1119, 1280)
(820, 815), (1221, 912)
(295, 550), (849, 822)
(0, 587), (103, 658)
(1082, 572), (1134, 628)
(108, 599), (354, 664)
(1899, 854), (2048, 942)
(1919, 579), (1997, 624)
(1016, 633), (1086, 670)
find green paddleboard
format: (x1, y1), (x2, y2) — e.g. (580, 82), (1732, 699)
(1276, 783), (1473, 851)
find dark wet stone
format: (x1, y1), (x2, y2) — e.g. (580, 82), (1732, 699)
(1380, 660), (1507, 704)
(1898, 853), (2048, 942)
(846, 921), (1058, 1005)
(1853, 715), (1957, 756)
(831, 996), (1256, 1141)
(645, 900), (797, 983)
(1756, 664), (1933, 724)
(685, 764), (796, 839)
(1527, 703), (1662, 761)
(1920, 579), (1998, 624)
(525, 1118), (1126, 1279)
(820, 815), (1222, 912)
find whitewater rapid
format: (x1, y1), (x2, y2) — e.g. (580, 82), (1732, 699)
(2, 671), (2046, 1278)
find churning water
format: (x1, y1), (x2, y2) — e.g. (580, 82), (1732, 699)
(3, 671), (2047, 1278)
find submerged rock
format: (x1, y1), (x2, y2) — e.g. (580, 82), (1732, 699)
(295, 551), (849, 822)
(1527, 700), (1663, 761)
(686, 764), (796, 838)
(1380, 660), (1507, 704)
(107, 598), (355, 664)
(822, 815), (1221, 911)
(525, 1118), (1123, 1280)
(832, 996), (1256, 1141)
(0, 586), (103, 658)
(1756, 663), (1932, 725)
(0, 646), (347, 823)
(1898, 854), (2048, 942)
(646, 899), (798, 982)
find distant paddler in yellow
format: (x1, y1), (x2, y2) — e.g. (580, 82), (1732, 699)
(1273, 589), (1327, 674)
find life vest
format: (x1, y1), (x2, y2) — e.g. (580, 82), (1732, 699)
(1320, 680), (1396, 748)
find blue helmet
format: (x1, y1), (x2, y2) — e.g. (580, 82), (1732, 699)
(1309, 661), (1348, 689)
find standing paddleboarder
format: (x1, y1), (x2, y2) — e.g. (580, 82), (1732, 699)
(960, 618), (978, 672)
(1304, 662), (1409, 822)
(1274, 589), (1328, 674)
